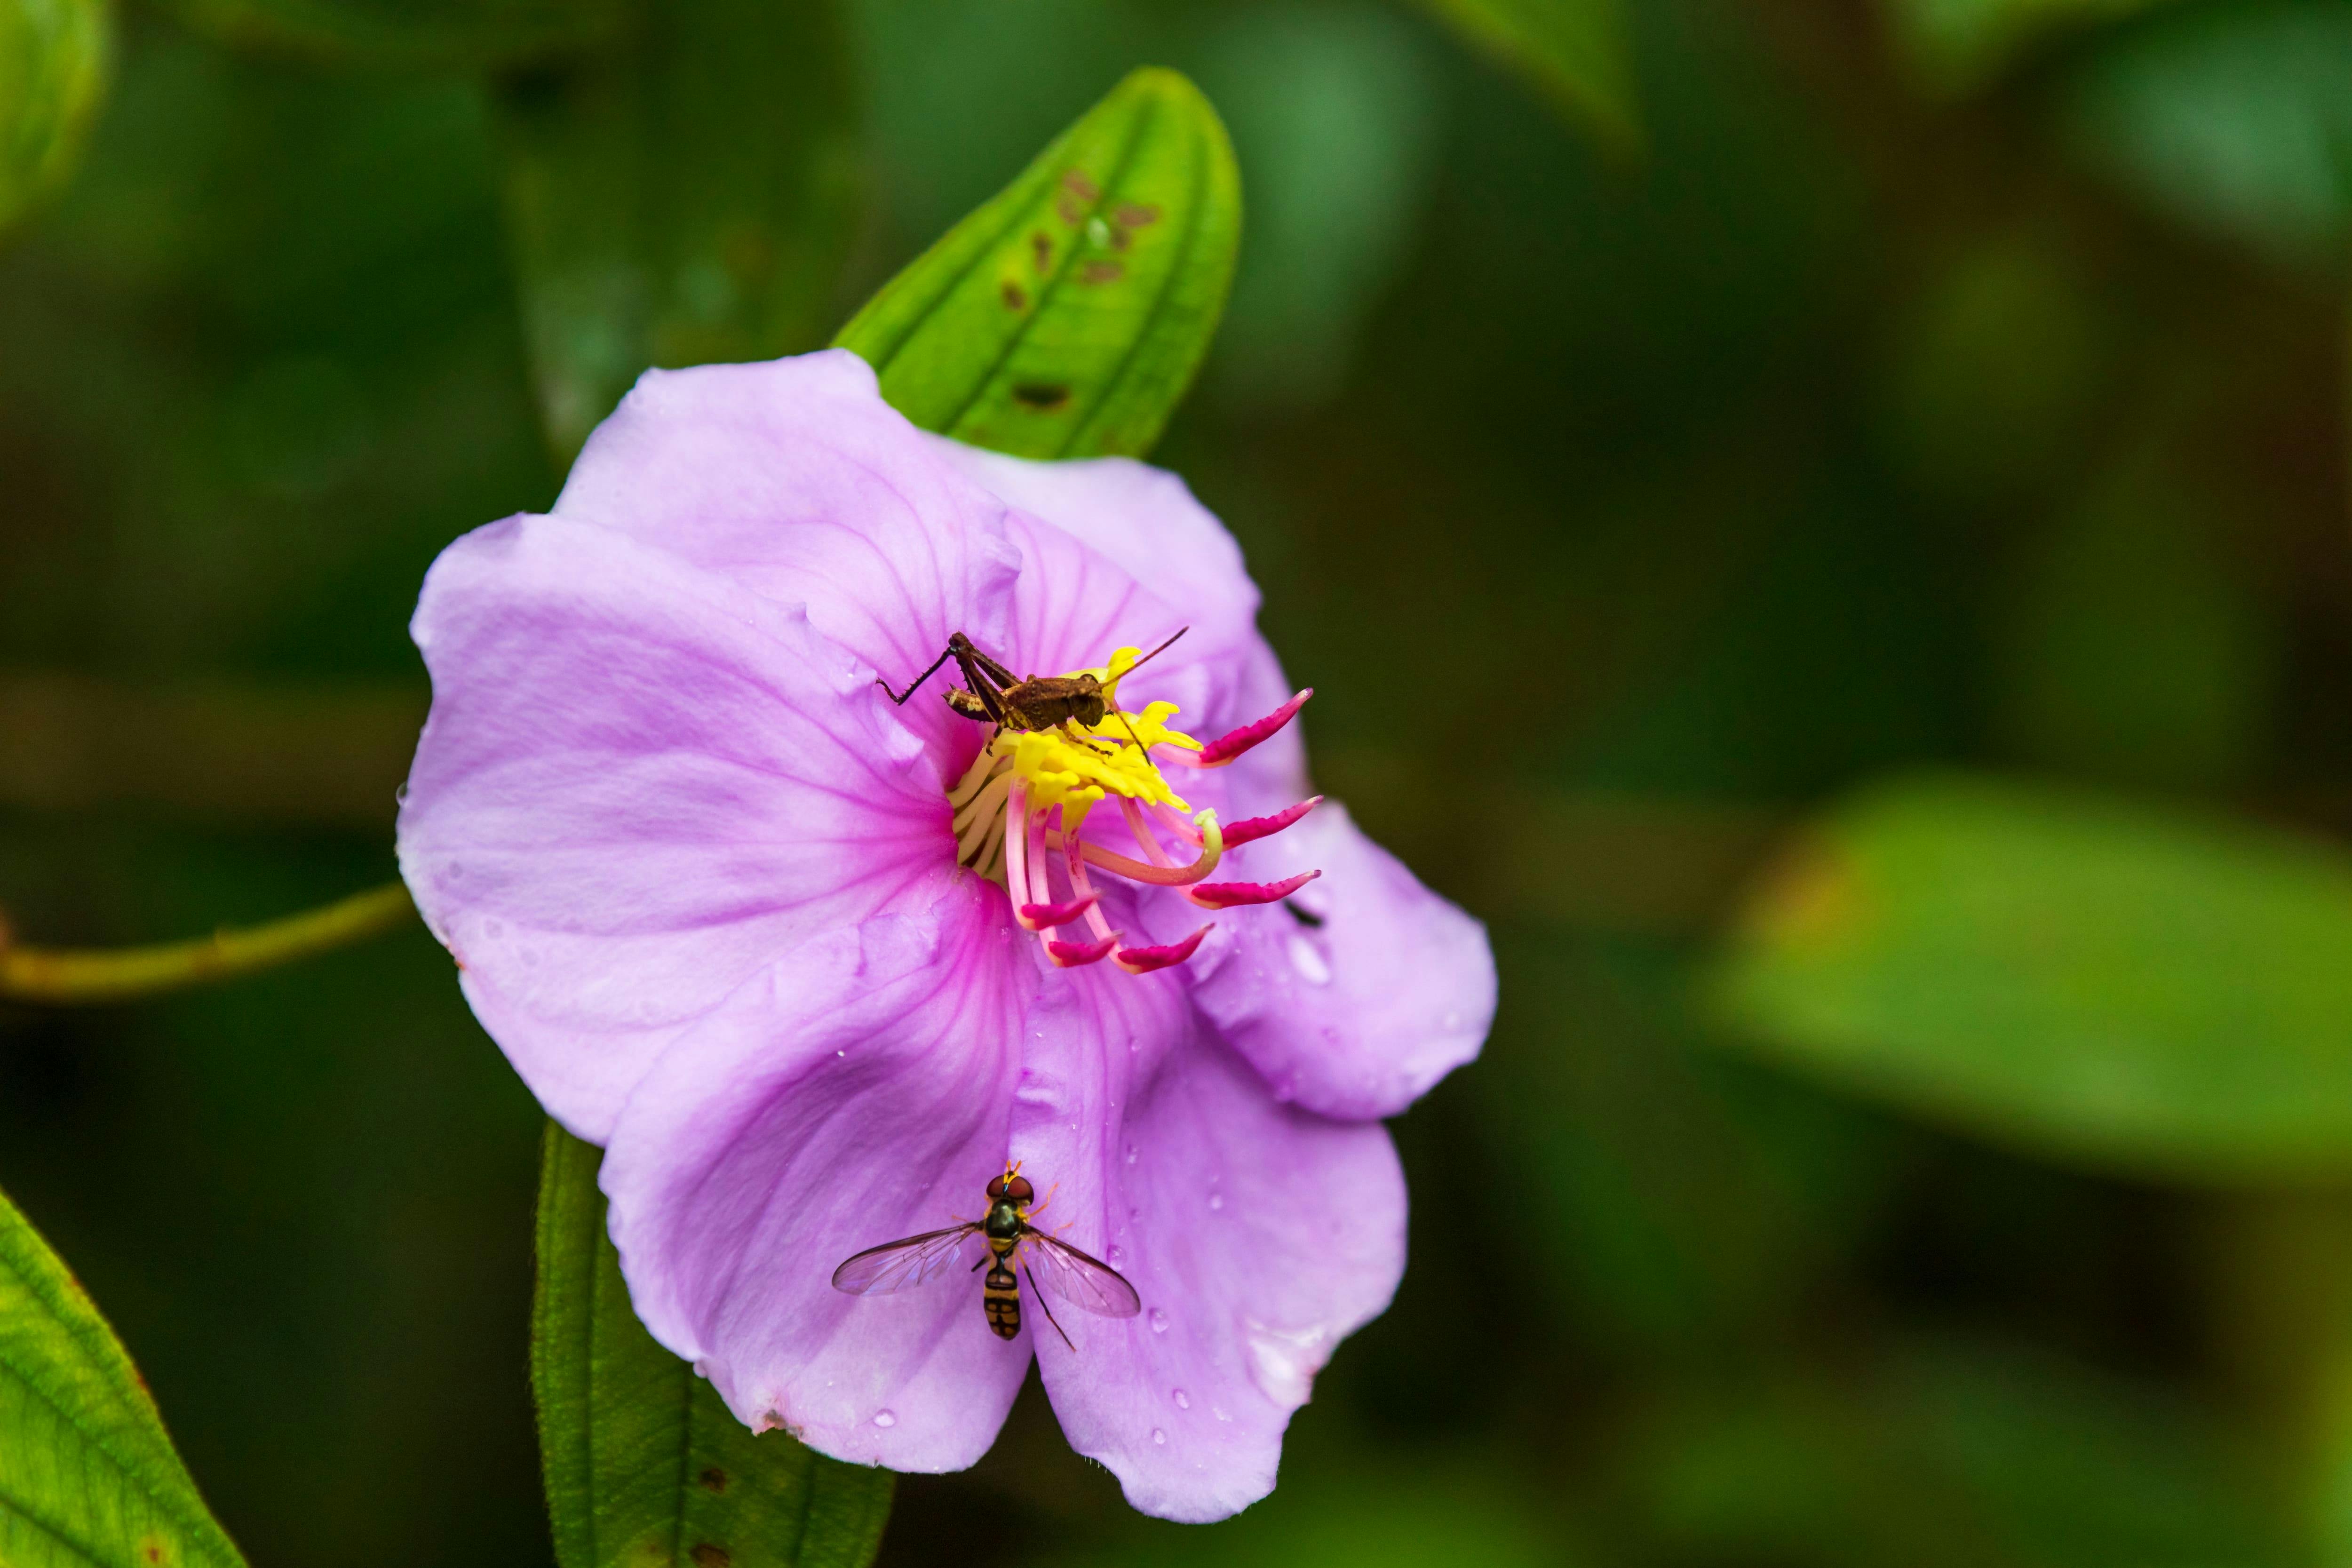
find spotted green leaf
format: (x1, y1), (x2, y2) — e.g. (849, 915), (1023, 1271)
(834, 66), (1239, 461)
(1408, 0), (1635, 143)
(1708, 772), (2352, 1182)
(534, 1126), (893, 1568)
(151, 0), (618, 68)
(499, 0), (861, 458)
(0, 0), (108, 235)
(0, 1182), (246, 1568)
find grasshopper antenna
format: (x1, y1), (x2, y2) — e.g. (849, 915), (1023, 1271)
(1105, 627), (1188, 750)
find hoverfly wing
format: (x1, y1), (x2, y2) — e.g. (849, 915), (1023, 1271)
(830, 1224), (982, 1296)
(1025, 1232), (1144, 1318)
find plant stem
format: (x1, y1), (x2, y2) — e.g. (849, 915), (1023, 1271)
(0, 882), (418, 1005)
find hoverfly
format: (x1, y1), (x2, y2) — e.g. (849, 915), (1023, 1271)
(875, 629), (1187, 733)
(830, 1167), (1142, 1348)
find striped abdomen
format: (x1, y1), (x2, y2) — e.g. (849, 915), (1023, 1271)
(983, 1261), (1020, 1339)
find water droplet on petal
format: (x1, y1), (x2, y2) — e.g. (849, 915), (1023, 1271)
(1212, 1406), (1231, 1423)
(1208, 1193), (1224, 1211)
(1124, 1144), (1138, 1165)
(1152, 1428), (1167, 1445)
(1149, 1307), (1168, 1334)
(872, 1410), (896, 1428)
(1172, 1388), (1190, 1409)
(835, 1049), (845, 1057)
(1287, 934), (1332, 986)
(1106, 1243), (1124, 1264)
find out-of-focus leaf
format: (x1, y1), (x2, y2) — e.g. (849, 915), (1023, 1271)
(1196, 2), (1441, 414)
(0, 1182), (246, 1568)
(1636, 1340), (2290, 1566)
(1877, 0), (2178, 96)
(2063, 0), (2352, 267)
(833, 65), (1239, 461)
(0, 0), (108, 234)
(499, 0), (860, 458)
(1709, 772), (2352, 1181)
(1407, 0), (1634, 143)
(153, 0), (618, 69)
(534, 1126), (893, 1568)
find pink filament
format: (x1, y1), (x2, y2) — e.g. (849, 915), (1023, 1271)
(1114, 925), (1211, 974)
(1161, 689), (1312, 770)
(1186, 868), (1321, 910)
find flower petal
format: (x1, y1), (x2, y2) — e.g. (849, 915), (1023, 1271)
(397, 513), (953, 1140)
(555, 350), (1023, 762)
(1187, 801), (1494, 1121)
(1011, 984), (1405, 1523)
(924, 441), (1259, 659)
(600, 892), (1037, 1473)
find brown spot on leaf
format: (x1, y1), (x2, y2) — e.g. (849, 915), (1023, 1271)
(1056, 194), (1084, 225)
(1062, 169), (1101, 201)
(1115, 203), (1161, 227)
(138, 1537), (168, 1566)
(1080, 260), (1125, 286)
(1012, 383), (1072, 411)
(698, 1466), (728, 1493)
(1031, 232), (1052, 273)
(1001, 281), (1028, 311)
(691, 1546), (731, 1568)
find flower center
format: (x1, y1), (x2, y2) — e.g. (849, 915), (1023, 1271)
(937, 643), (1326, 976)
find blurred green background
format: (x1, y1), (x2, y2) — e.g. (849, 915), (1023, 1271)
(10, 0), (2352, 1561)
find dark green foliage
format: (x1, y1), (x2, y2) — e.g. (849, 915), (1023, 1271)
(0, 1182), (245, 1568)
(834, 66), (1239, 461)
(498, 0), (861, 458)
(534, 1128), (893, 1568)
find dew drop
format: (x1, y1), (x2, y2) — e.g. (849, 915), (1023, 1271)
(1208, 1192), (1224, 1211)
(835, 1050), (845, 1058)
(1124, 1144), (1138, 1165)
(1172, 1388), (1190, 1409)
(1106, 1243), (1125, 1264)
(872, 1410), (896, 1428)
(1149, 1307), (1169, 1334)
(1212, 1406), (1231, 1423)
(1287, 934), (1332, 986)
(1152, 1428), (1167, 1446)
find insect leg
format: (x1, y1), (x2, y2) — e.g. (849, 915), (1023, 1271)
(874, 645), (961, 705)
(949, 644), (1012, 726)
(1024, 1262), (1076, 1351)
(953, 634), (1021, 691)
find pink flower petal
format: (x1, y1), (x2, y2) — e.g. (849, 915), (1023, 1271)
(1187, 802), (1493, 1121)
(397, 513), (954, 1140)
(600, 893), (1038, 1473)
(1010, 980), (1405, 1522)
(555, 350), (1023, 765)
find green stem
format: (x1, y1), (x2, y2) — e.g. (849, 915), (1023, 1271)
(0, 882), (418, 1005)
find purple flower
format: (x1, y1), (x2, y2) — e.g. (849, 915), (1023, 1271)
(395, 350), (1494, 1521)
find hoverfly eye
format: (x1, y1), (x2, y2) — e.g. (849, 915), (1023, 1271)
(1006, 1176), (1035, 1202)
(985, 1175), (1008, 1200)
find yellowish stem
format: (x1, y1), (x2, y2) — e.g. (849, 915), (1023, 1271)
(0, 882), (417, 1005)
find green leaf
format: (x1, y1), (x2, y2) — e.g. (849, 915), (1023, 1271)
(151, 0), (620, 69)
(1708, 772), (2352, 1182)
(534, 1124), (894, 1568)
(0, 1182), (246, 1568)
(499, 0), (861, 459)
(0, 0), (109, 235)
(1876, 0), (2179, 96)
(2061, 0), (2352, 267)
(1406, 0), (1635, 144)
(833, 66), (1240, 461)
